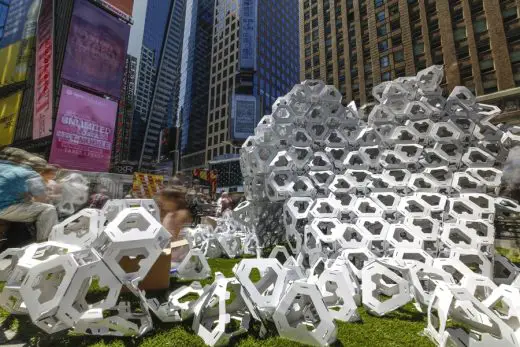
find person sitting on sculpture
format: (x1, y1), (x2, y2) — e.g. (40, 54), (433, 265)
(0, 147), (58, 242)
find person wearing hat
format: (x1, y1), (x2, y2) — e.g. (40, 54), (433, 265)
(0, 147), (58, 242)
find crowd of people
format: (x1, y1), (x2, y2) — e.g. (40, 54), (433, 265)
(0, 146), (238, 251)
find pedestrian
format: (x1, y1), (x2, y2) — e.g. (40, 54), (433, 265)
(37, 164), (60, 204)
(217, 192), (233, 217)
(158, 187), (192, 241)
(0, 147), (58, 242)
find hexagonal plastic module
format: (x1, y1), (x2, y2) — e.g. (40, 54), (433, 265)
(233, 258), (287, 318)
(381, 169), (412, 188)
(307, 217), (344, 245)
(398, 196), (431, 217)
(308, 152), (333, 171)
(265, 170), (295, 201)
(493, 255), (520, 285)
(466, 167), (503, 189)
(460, 273), (497, 302)
(101, 199), (161, 225)
(93, 207), (171, 283)
(440, 223), (480, 250)
(407, 265), (455, 312)
(386, 224), (424, 251)
(73, 300), (152, 337)
(49, 208), (102, 247)
(407, 173), (439, 193)
(362, 260), (412, 316)
(0, 247), (23, 282)
(192, 274), (252, 346)
(267, 151), (295, 172)
(449, 248), (492, 279)
(308, 170), (335, 191)
(19, 253), (78, 328)
(462, 147), (496, 168)
(272, 280), (337, 346)
(54, 248), (122, 329)
(339, 248), (377, 281)
(317, 265), (360, 322)
(353, 197), (383, 218)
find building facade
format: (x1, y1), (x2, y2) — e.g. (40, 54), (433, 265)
(178, 0), (215, 171)
(112, 54), (137, 166)
(299, 0), (520, 123)
(138, 0), (187, 170)
(204, 0), (300, 166)
(129, 0), (186, 169)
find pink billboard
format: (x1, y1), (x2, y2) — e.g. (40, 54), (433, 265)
(61, 0), (130, 98)
(49, 85), (118, 172)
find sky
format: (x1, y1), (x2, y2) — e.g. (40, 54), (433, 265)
(127, 0), (148, 85)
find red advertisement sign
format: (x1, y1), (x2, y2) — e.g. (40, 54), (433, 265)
(33, 0), (53, 139)
(49, 85), (118, 172)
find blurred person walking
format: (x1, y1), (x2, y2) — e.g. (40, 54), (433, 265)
(158, 187), (192, 241)
(0, 147), (58, 241)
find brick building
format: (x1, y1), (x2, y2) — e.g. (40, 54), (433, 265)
(300, 0), (520, 124)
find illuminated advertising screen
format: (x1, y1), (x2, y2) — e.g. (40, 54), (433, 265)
(49, 85), (118, 172)
(231, 94), (257, 140)
(0, 0), (40, 87)
(61, 0), (130, 98)
(0, 91), (23, 146)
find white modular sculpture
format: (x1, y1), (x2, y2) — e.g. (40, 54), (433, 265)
(1, 67), (520, 347)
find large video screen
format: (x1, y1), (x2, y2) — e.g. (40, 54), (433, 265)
(49, 85), (118, 172)
(61, 0), (130, 98)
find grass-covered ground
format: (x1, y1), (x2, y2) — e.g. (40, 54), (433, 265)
(3, 248), (519, 347)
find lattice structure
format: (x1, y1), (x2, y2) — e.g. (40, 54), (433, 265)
(2, 67), (520, 347)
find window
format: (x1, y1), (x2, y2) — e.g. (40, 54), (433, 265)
(392, 35), (402, 46)
(473, 19), (487, 34)
(389, 4), (399, 16)
(376, 11), (385, 22)
(381, 71), (391, 81)
(377, 25), (387, 37)
(380, 56), (390, 68)
(375, 0), (384, 8)
(378, 40), (389, 52)
(413, 43), (424, 55)
(394, 50), (404, 62)
(480, 59), (494, 73)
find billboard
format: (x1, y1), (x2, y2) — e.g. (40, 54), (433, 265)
(61, 0), (130, 98)
(0, 91), (23, 147)
(49, 85), (118, 172)
(132, 173), (164, 198)
(0, 0), (40, 87)
(231, 94), (257, 140)
(33, 0), (54, 140)
(238, 0), (257, 70)
(103, 0), (134, 18)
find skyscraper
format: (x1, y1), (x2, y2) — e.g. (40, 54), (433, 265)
(177, 0), (215, 172)
(134, 0), (187, 170)
(204, 0), (300, 165)
(112, 54), (137, 166)
(299, 0), (520, 123)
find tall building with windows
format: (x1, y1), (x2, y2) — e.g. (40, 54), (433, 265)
(112, 55), (137, 166)
(130, 0), (186, 169)
(178, 0), (215, 171)
(300, 0), (520, 123)
(204, 0), (300, 166)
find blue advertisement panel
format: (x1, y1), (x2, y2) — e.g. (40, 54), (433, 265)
(0, 0), (38, 49)
(238, 0), (257, 70)
(231, 94), (257, 140)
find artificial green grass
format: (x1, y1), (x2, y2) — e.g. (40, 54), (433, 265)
(0, 257), (434, 347)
